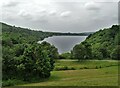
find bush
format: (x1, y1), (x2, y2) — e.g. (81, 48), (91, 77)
(59, 52), (71, 59)
(2, 79), (24, 87)
(83, 67), (89, 69)
(2, 79), (14, 87)
(54, 66), (76, 71)
(2, 43), (56, 82)
(95, 66), (98, 69)
(72, 42), (92, 61)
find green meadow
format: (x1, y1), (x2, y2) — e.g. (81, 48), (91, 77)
(18, 60), (119, 86)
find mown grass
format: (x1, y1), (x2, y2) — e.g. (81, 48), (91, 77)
(18, 60), (119, 86)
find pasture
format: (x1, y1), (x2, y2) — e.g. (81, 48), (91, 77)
(19, 60), (118, 86)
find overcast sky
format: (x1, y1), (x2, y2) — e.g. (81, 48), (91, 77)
(0, 0), (119, 32)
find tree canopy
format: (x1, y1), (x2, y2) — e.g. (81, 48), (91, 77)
(72, 25), (120, 60)
(2, 22), (59, 81)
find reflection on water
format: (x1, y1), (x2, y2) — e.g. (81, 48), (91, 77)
(38, 36), (87, 54)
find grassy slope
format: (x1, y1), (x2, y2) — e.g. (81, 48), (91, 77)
(18, 60), (118, 86)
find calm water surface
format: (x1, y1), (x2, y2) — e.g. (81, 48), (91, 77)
(38, 36), (87, 54)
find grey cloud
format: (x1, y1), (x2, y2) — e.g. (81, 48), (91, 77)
(17, 10), (32, 20)
(2, 1), (20, 7)
(112, 15), (118, 21)
(1, 0), (118, 33)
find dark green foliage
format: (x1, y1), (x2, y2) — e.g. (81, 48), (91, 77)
(72, 42), (92, 61)
(59, 52), (72, 59)
(114, 31), (120, 45)
(110, 45), (120, 60)
(41, 41), (59, 60)
(2, 22), (59, 86)
(2, 43), (56, 81)
(16, 44), (53, 80)
(2, 79), (24, 87)
(72, 44), (85, 60)
(54, 66), (76, 71)
(1, 22), (54, 44)
(14, 44), (25, 57)
(72, 25), (120, 60)
(40, 41), (59, 70)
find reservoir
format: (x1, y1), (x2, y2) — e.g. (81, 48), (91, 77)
(38, 36), (87, 54)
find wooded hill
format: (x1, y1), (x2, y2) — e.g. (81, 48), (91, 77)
(1, 22), (91, 43)
(72, 25), (120, 60)
(1, 22), (53, 44)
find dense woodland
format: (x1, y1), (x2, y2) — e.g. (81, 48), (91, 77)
(1, 22), (120, 86)
(1, 22), (59, 86)
(71, 25), (120, 60)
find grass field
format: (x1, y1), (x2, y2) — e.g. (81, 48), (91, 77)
(18, 60), (119, 86)
(54, 60), (118, 70)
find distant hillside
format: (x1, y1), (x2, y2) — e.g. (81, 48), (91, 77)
(51, 32), (94, 36)
(72, 25), (120, 60)
(1, 22), (93, 41)
(85, 25), (120, 50)
(1, 22), (53, 43)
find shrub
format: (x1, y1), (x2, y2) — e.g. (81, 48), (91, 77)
(95, 66), (98, 69)
(83, 67), (89, 69)
(2, 43), (56, 82)
(54, 66), (76, 71)
(59, 52), (71, 59)
(2, 79), (24, 87)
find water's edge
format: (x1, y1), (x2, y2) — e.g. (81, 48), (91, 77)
(38, 36), (87, 54)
